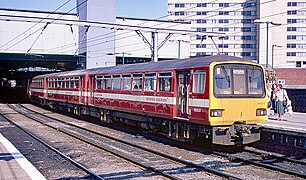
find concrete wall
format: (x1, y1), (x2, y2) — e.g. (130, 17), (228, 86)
(77, 0), (116, 68)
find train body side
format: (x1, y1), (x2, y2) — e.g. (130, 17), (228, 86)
(28, 55), (268, 146)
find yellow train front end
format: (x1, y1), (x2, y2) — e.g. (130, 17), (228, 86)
(208, 61), (268, 146)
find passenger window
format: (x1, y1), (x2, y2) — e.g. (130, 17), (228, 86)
(132, 74), (143, 91)
(193, 70), (206, 93)
(159, 72), (172, 92)
(57, 79), (61, 88)
(70, 79), (75, 89)
(104, 75), (112, 90)
(65, 79), (69, 88)
(144, 73), (156, 92)
(113, 75), (120, 90)
(122, 75), (131, 90)
(74, 78), (79, 88)
(96, 76), (103, 90)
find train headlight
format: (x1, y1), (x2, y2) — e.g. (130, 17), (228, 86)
(210, 109), (223, 117)
(256, 109), (267, 116)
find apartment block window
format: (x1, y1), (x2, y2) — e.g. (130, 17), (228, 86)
(288, 10), (297, 15)
(218, 44), (229, 48)
(219, 3), (229, 7)
(219, 27), (229, 32)
(287, 27), (297, 31)
(241, 19), (253, 24)
(196, 3), (206, 7)
(219, 11), (229, 15)
(197, 11), (207, 15)
(241, 36), (256, 40)
(196, 35), (206, 40)
(175, 12), (185, 16)
(196, 44), (206, 48)
(242, 3), (256, 7)
(288, 2), (297, 6)
(219, 19), (229, 23)
(241, 52), (251, 56)
(287, 52), (296, 56)
(241, 27), (252, 32)
(196, 28), (207, 32)
(287, 35), (297, 39)
(287, 19), (297, 23)
(287, 44), (297, 48)
(175, 3), (185, 8)
(241, 44), (256, 48)
(219, 36), (229, 40)
(196, 19), (207, 23)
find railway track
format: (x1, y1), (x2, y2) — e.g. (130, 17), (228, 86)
(2, 105), (104, 180)
(213, 147), (306, 179)
(9, 104), (242, 180)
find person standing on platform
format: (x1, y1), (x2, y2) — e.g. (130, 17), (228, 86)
(275, 84), (289, 121)
(271, 83), (277, 114)
(266, 84), (272, 114)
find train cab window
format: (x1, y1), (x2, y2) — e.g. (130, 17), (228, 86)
(144, 73), (156, 92)
(233, 69), (246, 94)
(214, 64), (265, 97)
(96, 76), (103, 90)
(122, 75), (131, 90)
(113, 75), (120, 90)
(248, 67), (264, 95)
(193, 70), (206, 93)
(214, 66), (232, 95)
(159, 72), (172, 92)
(104, 75), (112, 90)
(132, 74), (143, 91)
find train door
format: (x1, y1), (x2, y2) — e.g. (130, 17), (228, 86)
(176, 71), (191, 118)
(79, 76), (84, 104)
(89, 76), (94, 105)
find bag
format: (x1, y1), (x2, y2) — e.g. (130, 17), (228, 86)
(268, 101), (272, 108)
(283, 100), (287, 108)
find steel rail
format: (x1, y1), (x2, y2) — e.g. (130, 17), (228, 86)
(4, 104), (104, 180)
(213, 150), (306, 179)
(10, 104), (179, 180)
(19, 103), (242, 180)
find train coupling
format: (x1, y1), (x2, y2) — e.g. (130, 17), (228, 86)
(212, 125), (261, 145)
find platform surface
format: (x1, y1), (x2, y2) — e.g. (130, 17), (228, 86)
(264, 111), (306, 133)
(0, 133), (46, 180)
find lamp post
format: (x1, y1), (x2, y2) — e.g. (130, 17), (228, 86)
(254, 20), (282, 68)
(272, 44), (282, 69)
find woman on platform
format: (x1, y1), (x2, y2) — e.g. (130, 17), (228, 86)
(275, 84), (289, 121)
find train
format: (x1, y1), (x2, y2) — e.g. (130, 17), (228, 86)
(28, 55), (268, 146)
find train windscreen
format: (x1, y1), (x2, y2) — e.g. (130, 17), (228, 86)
(214, 64), (265, 98)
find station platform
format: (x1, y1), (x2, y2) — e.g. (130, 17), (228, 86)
(0, 133), (46, 180)
(264, 112), (306, 133)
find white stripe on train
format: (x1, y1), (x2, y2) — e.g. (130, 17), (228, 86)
(31, 88), (210, 108)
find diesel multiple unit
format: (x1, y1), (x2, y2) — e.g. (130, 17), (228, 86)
(28, 55), (268, 146)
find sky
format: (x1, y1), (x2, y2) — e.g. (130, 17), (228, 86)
(0, 0), (168, 19)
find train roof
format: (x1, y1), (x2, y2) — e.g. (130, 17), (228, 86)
(33, 55), (252, 79)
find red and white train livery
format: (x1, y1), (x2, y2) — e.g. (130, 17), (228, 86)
(28, 55), (268, 145)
